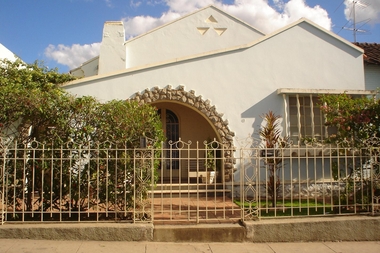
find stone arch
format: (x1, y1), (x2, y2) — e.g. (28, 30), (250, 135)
(130, 85), (235, 181)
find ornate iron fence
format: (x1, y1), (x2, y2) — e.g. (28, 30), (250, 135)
(237, 136), (380, 220)
(1, 137), (379, 224)
(0, 138), (155, 223)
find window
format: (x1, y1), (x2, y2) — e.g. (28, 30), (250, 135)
(165, 110), (179, 144)
(278, 88), (374, 145)
(289, 95), (336, 143)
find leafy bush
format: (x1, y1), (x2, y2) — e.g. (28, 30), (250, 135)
(0, 59), (164, 220)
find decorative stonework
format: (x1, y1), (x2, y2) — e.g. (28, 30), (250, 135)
(197, 15), (227, 36)
(197, 27), (210, 35)
(130, 85), (236, 181)
(206, 15), (218, 24)
(214, 28), (227, 36)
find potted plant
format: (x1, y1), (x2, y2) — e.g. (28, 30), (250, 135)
(205, 140), (217, 184)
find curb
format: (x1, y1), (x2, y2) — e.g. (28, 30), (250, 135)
(243, 216), (380, 242)
(0, 216), (379, 242)
(0, 223), (154, 241)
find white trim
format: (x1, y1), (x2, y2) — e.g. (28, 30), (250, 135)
(310, 94), (315, 138)
(296, 94), (301, 145)
(277, 88), (376, 95)
(283, 94), (289, 138)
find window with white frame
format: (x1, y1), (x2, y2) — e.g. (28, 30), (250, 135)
(278, 88), (376, 145)
(288, 95), (336, 144)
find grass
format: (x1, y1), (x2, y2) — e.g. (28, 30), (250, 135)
(235, 199), (333, 217)
(235, 199), (328, 208)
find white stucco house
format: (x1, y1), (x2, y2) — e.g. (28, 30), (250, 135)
(0, 43), (18, 62)
(354, 42), (380, 92)
(64, 5), (375, 181)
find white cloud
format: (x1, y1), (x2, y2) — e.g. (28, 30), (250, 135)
(344, 0), (380, 25)
(44, 43), (100, 69)
(123, 0), (331, 38)
(222, 0), (331, 33)
(45, 0), (332, 70)
(165, 0), (220, 14)
(105, 0), (113, 7)
(130, 0), (142, 8)
(122, 11), (181, 39)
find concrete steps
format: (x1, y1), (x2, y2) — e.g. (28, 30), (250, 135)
(151, 183), (231, 198)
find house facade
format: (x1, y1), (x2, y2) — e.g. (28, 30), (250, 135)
(354, 42), (380, 92)
(64, 5), (374, 181)
(0, 43), (18, 62)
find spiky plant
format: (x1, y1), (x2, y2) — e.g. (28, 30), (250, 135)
(259, 111), (288, 207)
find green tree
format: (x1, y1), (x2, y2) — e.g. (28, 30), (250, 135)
(319, 92), (380, 146)
(0, 59), (164, 218)
(0, 59), (76, 142)
(0, 58), (164, 145)
(319, 93), (380, 210)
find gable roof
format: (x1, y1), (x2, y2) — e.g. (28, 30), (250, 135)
(256, 18), (364, 54)
(354, 42), (380, 65)
(124, 5), (265, 45)
(65, 12), (364, 87)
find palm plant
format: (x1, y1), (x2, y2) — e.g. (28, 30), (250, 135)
(259, 111), (288, 207)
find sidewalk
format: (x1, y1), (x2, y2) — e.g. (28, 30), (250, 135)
(0, 239), (379, 253)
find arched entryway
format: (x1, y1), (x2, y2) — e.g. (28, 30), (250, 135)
(156, 102), (219, 181)
(131, 85), (235, 182)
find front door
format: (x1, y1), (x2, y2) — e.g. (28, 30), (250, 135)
(158, 109), (180, 181)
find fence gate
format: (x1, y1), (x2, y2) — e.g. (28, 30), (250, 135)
(151, 138), (242, 223)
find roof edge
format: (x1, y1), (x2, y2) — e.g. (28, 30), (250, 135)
(277, 88), (376, 95)
(69, 56), (99, 72)
(249, 18), (364, 54)
(124, 5), (265, 45)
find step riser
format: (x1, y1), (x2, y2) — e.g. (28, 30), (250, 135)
(152, 192), (229, 198)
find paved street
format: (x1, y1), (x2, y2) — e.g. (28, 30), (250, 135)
(0, 239), (379, 253)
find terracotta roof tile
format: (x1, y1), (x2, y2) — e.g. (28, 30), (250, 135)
(354, 42), (380, 65)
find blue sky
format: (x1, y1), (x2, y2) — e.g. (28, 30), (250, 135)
(1, 0), (379, 73)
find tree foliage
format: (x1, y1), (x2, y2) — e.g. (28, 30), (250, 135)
(319, 93), (380, 209)
(0, 59), (164, 145)
(319, 92), (380, 146)
(0, 59), (164, 219)
(0, 59), (76, 141)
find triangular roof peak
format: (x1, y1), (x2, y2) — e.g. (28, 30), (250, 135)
(256, 17), (364, 53)
(124, 5), (265, 44)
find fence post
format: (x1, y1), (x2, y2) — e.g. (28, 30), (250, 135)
(1, 143), (4, 224)
(371, 146), (380, 215)
(0, 151), (4, 224)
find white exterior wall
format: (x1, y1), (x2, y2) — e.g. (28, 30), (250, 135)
(364, 64), (380, 91)
(70, 57), (99, 78)
(125, 7), (264, 69)
(98, 22), (126, 75)
(0, 43), (18, 61)
(64, 20), (364, 142)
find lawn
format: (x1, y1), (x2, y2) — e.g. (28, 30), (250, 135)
(235, 199), (334, 217)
